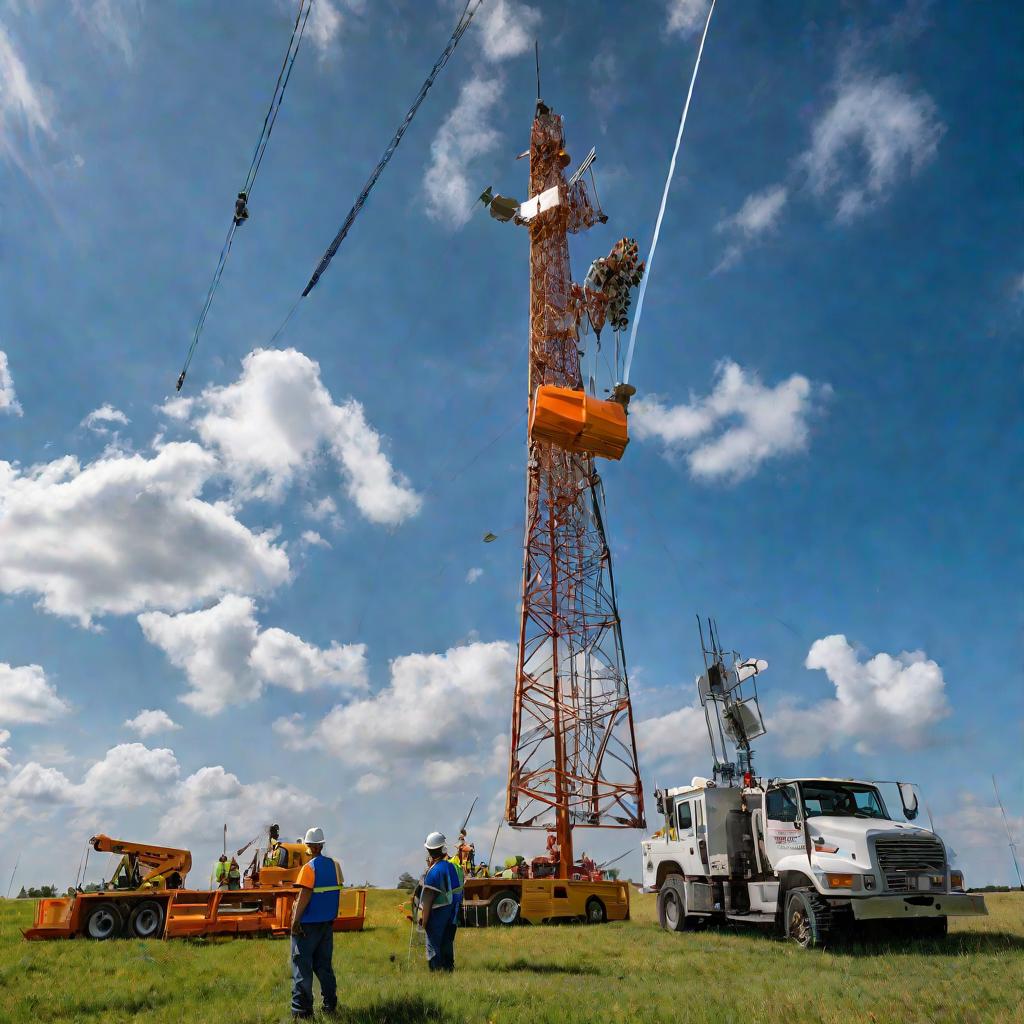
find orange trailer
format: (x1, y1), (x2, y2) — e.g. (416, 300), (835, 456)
(24, 886), (366, 941)
(23, 829), (366, 941)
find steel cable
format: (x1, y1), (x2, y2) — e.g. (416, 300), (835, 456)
(177, 0), (313, 391)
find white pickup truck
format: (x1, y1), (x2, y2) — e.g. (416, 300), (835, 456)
(641, 776), (987, 946)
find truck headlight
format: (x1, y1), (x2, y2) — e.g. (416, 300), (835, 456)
(950, 870), (965, 891)
(824, 873), (854, 889)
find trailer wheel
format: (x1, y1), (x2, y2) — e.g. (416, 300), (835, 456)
(128, 900), (165, 939)
(785, 888), (831, 949)
(488, 890), (521, 926)
(585, 897), (607, 924)
(658, 877), (699, 932)
(85, 902), (123, 940)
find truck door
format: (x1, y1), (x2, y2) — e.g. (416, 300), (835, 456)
(763, 784), (804, 867)
(675, 800), (702, 876)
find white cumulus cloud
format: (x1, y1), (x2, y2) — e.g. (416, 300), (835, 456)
(632, 360), (828, 482)
(465, 567), (483, 584)
(423, 74), (503, 230)
(0, 351), (22, 416)
(2, 742), (180, 817)
(158, 764), (318, 845)
(636, 703), (709, 764)
(185, 348), (421, 525)
(715, 184), (789, 272)
(770, 634), (951, 756)
(81, 403), (129, 432)
(139, 594), (368, 715)
(124, 708), (181, 738)
(281, 641), (514, 791)
(475, 0), (541, 62)
(0, 442), (290, 625)
(0, 663), (70, 724)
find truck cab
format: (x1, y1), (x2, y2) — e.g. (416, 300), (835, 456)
(642, 776), (987, 947)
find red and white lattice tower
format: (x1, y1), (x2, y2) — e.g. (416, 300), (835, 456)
(506, 101), (645, 878)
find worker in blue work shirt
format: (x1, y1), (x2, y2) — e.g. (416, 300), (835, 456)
(418, 831), (463, 972)
(289, 827), (343, 1020)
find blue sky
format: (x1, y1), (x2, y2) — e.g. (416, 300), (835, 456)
(1, 0), (1021, 892)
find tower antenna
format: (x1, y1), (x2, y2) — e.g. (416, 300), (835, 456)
(992, 774), (1024, 890)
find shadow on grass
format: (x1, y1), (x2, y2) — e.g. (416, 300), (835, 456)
(832, 932), (1024, 956)
(482, 957), (602, 975)
(334, 995), (462, 1023)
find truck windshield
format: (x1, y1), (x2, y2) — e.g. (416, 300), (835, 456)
(799, 782), (888, 820)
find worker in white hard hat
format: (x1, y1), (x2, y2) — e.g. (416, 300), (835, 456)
(288, 827), (344, 1020)
(418, 831), (463, 972)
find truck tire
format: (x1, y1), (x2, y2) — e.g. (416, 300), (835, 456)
(85, 902), (123, 940)
(657, 877), (699, 933)
(584, 897), (607, 924)
(488, 890), (521, 926)
(785, 888), (832, 949)
(128, 900), (165, 939)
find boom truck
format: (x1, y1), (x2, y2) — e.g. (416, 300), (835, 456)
(24, 825), (366, 941)
(641, 621), (987, 947)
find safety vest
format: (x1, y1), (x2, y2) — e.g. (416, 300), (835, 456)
(301, 856), (344, 924)
(447, 856), (465, 889)
(429, 859), (463, 911)
(215, 861), (228, 881)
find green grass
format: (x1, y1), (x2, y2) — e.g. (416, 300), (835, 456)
(1, 891), (1022, 1023)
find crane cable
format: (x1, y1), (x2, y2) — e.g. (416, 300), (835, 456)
(300, 0), (486, 297)
(621, 0), (716, 386)
(177, 0), (314, 392)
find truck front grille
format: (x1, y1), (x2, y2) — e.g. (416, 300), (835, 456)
(874, 835), (945, 891)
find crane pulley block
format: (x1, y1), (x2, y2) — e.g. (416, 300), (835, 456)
(529, 385), (629, 461)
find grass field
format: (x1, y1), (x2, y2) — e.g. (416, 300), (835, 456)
(1, 890), (1022, 1024)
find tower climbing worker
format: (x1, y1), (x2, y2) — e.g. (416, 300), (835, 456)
(227, 857), (242, 890)
(215, 854), (229, 888)
(233, 190), (249, 226)
(418, 831), (462, 972)
(289, 826), (343, 1020)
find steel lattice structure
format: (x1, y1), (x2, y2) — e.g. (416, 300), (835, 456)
(506, 103), (645, 878)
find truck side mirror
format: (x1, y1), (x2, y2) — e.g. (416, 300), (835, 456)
(898, 782), (919, 821)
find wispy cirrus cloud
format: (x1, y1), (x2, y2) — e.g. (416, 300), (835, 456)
(0, 24), (53, 178)
(716, 67), (944, 271)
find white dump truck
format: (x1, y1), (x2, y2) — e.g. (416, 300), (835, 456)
(643, 622), (987, 946)
(642, 775), (987, 946)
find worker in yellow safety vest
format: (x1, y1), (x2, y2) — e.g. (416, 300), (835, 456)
(214, 854), (229, 888)
(227, 858), (241, 890)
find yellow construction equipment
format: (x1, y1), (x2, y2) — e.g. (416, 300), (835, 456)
(23, 827), (365, 941)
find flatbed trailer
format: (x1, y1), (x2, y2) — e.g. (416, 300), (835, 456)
(24, 886), (366, 941)
(461, 876), (630, 926)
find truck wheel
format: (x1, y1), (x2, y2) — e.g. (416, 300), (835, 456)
(128, 900), (165, 939)
(785, 888), (831, 949)
(585, 897), (607, 924)
(488, 890), (521, 926)
(85, 902), (123, 940)
(658, 878), (698, 932)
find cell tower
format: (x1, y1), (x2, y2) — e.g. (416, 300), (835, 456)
(501, 98), (645, 878)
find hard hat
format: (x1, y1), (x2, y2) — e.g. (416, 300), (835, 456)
(424, 831), (446, 851)
(304, 826), (325, 845)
